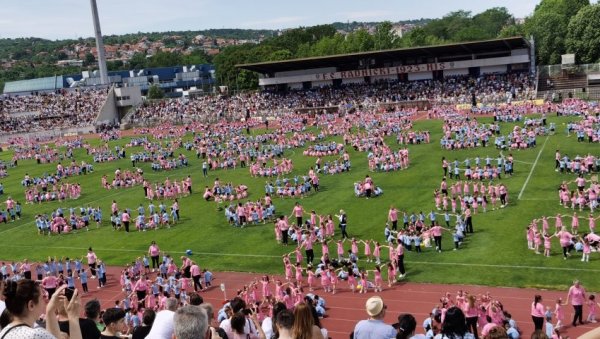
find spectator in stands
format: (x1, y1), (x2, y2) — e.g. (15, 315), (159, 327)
(188, 291), (203, 305)
(57, 294), (101, 338)
(483, 326), (508, 339)
(199, 303), (227, 339)
(292, 303), (324, 339)
(84, 299), (104, 333)
(173, 305), (209, 339)
(261, 301), (287, 339)
(146, 297), (178, 339)
(395, 313), (424, 339)
(353, 296), (397, 339)
(220, 297), (264, 338)
(434, 306), (475, 339)
(0, 282), (82, 339)
(275, 309), (295, 339)
(132, 309), (155, 339)
(100, 307), (126, 339)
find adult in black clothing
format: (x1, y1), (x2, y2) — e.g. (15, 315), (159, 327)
(336, 210), (349, 239)
(84, 299), (104, 333)
(132, 309), (156, 339)
(57, 294), (102, 339)
(58, 317), (100, 339)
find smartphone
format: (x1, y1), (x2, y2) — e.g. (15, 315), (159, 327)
(65, 288), (75, 301)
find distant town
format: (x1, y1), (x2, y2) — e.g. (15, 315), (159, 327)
(0, 21), (427, 71)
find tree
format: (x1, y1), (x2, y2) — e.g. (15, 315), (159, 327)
(400, 27), (430, 47)
(471, 7), (513, 39)
(525, 0), (589, 64)
(526, 11), (567, 64)
(498, 24), (525, 38)
(147, 84), (164, 99)
(566, 4), (600, 63)
(129, 52), (147, 69)
(267, 49), (293, 61)
(343, 29), (375, 53)
(182, 50), (210, 65)
(84, 52), (95, 66)
(147, 51), (183, 68)
(373, 21), (399, 50)
(107, 60), (124, 71)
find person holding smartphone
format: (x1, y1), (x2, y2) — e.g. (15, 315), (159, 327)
(57, 288), (101, 338)
(219, 297), (266, 339)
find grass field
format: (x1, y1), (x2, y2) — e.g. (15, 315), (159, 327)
(0, 114), (598, 291)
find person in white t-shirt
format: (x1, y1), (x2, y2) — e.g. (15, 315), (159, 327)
(145, 297), (178, 339)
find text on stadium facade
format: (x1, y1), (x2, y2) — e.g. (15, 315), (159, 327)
(315, 62), (451, 80)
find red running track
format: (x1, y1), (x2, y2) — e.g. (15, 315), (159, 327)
(66, 266), (598, 338)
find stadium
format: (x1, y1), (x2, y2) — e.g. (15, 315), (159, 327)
(1, 1), (600, 338)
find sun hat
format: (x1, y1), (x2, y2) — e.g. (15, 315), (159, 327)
(366, 296), (384, 317)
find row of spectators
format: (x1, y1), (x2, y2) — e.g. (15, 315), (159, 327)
(0, 89), (108, 134)
(127, 73), (535, 125)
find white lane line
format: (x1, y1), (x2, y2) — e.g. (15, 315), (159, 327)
(408, 260), (600, 272)
(518, 136), (549, 200)
(0, 244), (282, 258)
(3, 244), (600, 273)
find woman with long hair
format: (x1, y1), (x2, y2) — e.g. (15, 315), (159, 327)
(464, 295), (479, 339)
(292, 303), (324, 339)
(396, 313), (418, 339)
(0, 281), (81, 339)
(531, 294), (545, 331)
(434, 306), (474, 339)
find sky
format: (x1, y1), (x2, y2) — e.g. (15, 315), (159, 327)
(0, 0), (544, 40)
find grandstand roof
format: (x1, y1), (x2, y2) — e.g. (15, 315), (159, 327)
(3, 76), (64, 94)
(237, 37), (530, 74)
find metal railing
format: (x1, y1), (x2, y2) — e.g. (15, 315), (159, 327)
(539, 63), (600, 77)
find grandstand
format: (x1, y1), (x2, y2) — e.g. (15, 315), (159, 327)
(237, 37), (533, 91)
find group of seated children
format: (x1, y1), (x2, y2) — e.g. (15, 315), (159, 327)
(354, 175), (383, 198)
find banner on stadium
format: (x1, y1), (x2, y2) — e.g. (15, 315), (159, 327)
(314, 62), (450, 81)
(455, 99), (545, 110)
(258, 55), (530, 86)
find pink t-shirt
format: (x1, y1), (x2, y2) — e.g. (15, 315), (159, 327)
(43, 276), (58, 289)
(531, 302), (544, 317)
(389, 209), (398, 221)
(558, 231), (573, 247)
(135, 279), (148, 291)
(293, 206), (303, 217)
(87, 252), (97, 264)
(568, 285), (586, 306)
(149, 245), (160, 256)
(190, 264), (200, 276)
(431, 226), (442, 237)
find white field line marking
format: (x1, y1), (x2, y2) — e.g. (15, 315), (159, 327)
(518, 136), (549, 200)
(512, 159), (534, 165)
(519, 198), (556, 201)
(2, 244), (600, 273)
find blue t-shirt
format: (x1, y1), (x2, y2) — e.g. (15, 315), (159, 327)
(353, 319), (397, 339)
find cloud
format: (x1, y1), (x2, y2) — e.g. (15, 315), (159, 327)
(241, 16), (306, 28)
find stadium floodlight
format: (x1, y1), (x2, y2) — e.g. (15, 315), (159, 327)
(89, 0), (109, 85)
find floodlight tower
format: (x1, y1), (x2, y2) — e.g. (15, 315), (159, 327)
(90, 0), (109, 85)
